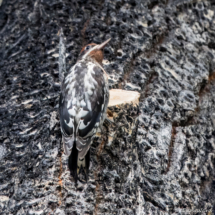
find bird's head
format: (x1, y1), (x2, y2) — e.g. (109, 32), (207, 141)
(78, 38), (111, 64)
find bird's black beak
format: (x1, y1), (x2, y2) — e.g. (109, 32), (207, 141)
(96, 38), (111, 50)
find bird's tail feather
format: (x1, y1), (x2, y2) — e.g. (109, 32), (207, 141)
(85, 148), (90, 175)
(68, 141), (78, 183)
(77, 148), (90, 181)
(68, 141), (90, 183)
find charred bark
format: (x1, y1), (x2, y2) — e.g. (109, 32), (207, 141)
(0, 0), (215, 214)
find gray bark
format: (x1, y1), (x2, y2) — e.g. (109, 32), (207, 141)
(0, 0), (215, 214)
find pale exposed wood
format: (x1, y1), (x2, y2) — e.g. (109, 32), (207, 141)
(108, 89), (140, 107)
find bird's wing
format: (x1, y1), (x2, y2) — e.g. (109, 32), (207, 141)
(59, 62), (109, 157)
(77, 64), (109, 158)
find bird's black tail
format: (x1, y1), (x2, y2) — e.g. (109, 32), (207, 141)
(68, 142), (90, 183)
(68, 141), (78, 183)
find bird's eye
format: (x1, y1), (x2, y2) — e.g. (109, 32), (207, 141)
(85, 46), (90, 50)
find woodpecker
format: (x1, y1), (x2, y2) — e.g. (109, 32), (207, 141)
(59, 38), (111, 182)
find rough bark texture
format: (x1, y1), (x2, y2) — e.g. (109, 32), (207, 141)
(1, 0), (215, 214)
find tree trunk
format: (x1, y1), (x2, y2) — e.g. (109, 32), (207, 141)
(0, 0), (215, 214)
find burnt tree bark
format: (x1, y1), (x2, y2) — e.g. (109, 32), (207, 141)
(0, 0), (215, 214)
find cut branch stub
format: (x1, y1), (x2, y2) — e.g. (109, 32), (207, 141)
(107, 89), (140, 122)
(102, 89), (140, 148)
(108, 89), (140, 107)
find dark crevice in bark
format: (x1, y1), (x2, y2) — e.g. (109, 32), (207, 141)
(117, 26), (170, 93)
(143, 191), (166, 211)
(116, 17), (169, 89)
(168, 69), (215, 129)
(132, 118), (140, 145)
(166, 72), (215, 172)
(179, 71), (215, 127)
(176, 113), (197, 127)
(199, 72), (215, 97)
(139, 71), (158, 103)
(115, 0), (125, 14)
(145, 32), (168, 60)
(119, 55), (136, 89)
(148, 0), (159, 10)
